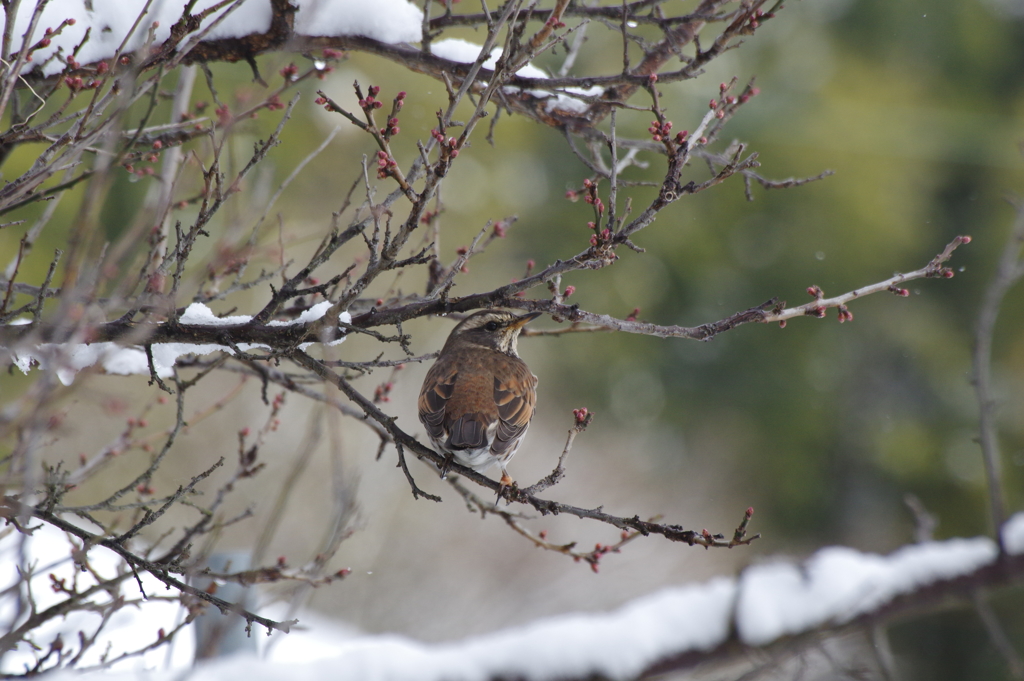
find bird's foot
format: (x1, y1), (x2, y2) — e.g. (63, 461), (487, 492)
(439, 455), (454, 480)
(496, 473), (516, 503)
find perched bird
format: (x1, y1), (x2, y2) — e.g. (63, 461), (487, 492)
(418, 309), (541, 488)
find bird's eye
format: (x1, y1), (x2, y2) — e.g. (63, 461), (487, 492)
(484, 321), (500, 332)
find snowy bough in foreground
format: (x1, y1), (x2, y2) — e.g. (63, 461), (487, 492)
(10, 514), (1017, 680)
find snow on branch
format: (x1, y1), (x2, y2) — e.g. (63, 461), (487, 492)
(31, 514), (1024, 681)
(1, 302), (350, 385)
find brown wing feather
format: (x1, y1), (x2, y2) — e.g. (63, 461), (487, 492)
(491, 364), (537, 456)
(418, 361), (458, 442)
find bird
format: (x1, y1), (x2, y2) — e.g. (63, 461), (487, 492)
(418, 309), (541, 490)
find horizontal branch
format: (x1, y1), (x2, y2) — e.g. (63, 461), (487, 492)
(511, 235), (970, 337)
(0, 237), (969, 363)
(761, 235), (972, 324)
(643, 549), (1024, 680)
(0, 314), (336, 347)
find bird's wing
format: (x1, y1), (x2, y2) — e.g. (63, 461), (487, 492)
(491, 365), (537, 456)
(418, 361), (457, 443)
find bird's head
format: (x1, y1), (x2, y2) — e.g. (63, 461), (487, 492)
(443, 310), (542, 357)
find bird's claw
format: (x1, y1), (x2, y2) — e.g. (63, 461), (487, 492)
(496, 473), (515, 504)
(439, 455), (454, 480)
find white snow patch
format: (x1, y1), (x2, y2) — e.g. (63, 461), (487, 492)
(3, 302), (349, 385)
(449, 578), (737, 680)
(0, 521), (195, 675)
(1003, 512), (1024, 555)
(430, 38), (602, 115)
(430, 38), (546, 79)
(545, 86), (604, 114)
(294, 0), (422, 43)
(430, 38), (500, 68)
(179, 302), (254, 326)
(1, 0), (421, 76)
(736, 537), (999, 646)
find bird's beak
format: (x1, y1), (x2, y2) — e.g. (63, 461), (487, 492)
(508, 311), (542, 330)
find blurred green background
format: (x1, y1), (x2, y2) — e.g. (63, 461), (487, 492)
(2, 0), (1024, 678)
